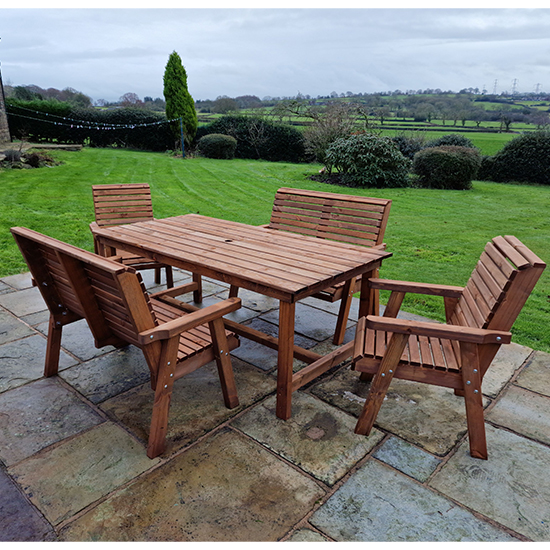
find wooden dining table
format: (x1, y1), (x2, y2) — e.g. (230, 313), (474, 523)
(90, 214), (392, 420)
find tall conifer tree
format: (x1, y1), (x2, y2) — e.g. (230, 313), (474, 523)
(163, 51), (197, 147)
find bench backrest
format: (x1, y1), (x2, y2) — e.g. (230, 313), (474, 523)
(268, 187), (391, 247)
(92, 183), (155, 227)
(450, 235), (545, 332)
(11, 227), (158, 350)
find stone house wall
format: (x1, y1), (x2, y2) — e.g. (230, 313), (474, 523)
(0, 68), (11, 143)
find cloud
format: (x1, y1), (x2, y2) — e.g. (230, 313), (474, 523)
(1, 8), (550, 102)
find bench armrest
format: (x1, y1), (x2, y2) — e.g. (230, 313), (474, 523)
(138, 297), (241, 344)
(363, 315), (511, 345)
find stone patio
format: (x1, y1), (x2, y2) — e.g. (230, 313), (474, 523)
(1, 268), (549, 542)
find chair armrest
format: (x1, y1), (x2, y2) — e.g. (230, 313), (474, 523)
(363, 315), (511, 345)
(149, 281), (200, 300)
(138, 297), (241, 344)
(369, 278), (464, 298)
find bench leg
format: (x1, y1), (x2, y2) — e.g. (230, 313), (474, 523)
(44, 315), (63, 377)
(147, 335), (178, 459)
(333, 277), (356, 345)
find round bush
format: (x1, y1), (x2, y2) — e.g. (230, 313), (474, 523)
(413, 146), (481, 190)
(425, 133), (476, 149)
(195, 115), (305, 163)
(325, 133), (411, 188)
(479, 132), (550, 185)
(197, 133), (237, 159)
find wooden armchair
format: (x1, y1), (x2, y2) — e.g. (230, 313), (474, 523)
(91, 183), (198, 294)
(352, 235), (545, 459)
(230, 187), (392, 345)
(11, 227), (241, 458)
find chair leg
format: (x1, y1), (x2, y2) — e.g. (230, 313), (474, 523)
(333, 277), (356, 346)
(147, 335), (179, 459)
(355, 332), (408, 436)
(193, 273), (203, 303)
(165, 266), (174, 289)
(44, 314), (63, 377)
(154, 267), (161, 285)
(228, 285), (239, 299)
(209, 317), (239, 409)
(460, 342), (488, 460)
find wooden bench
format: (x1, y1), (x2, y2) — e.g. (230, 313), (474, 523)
(91, 183), (201, 300)
(352, 235), (546, 459)
(230, 187), (392, 345)
(11, 227), (241, 458)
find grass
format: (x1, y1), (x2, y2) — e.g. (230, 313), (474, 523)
(2, 147), (549, 354)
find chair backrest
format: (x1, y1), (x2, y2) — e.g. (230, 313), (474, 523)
(92, 183), (155, 227)
(11, 227), (158, 350)
(450, 235), (545, 332)
(268, 187), (392, 247)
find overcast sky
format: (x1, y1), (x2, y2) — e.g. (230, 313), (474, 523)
(1, 5), (549, 103)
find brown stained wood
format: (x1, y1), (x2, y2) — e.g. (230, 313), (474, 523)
(10, 226), (243, 459)
(276, 301), (296, 420)
(91, 183), (175, 290)
(351, 235), (546, 459)
(147, 334), (179, 459)
(355, 332), (408, 436)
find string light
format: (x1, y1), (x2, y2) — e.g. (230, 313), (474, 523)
(6, 105), (179, 130)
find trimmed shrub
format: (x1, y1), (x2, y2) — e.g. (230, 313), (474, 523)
(425, 133), (476, 149)
(197, 133), (237, 159)
(478, 132), (550, 185)
(6, 101), (173, 151)
(325, 133), (411, 188)
(390, 134), (426, 160)
(195, 115), (306, 163)
(413, 145), (481, 190)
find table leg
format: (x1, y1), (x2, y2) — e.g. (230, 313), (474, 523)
(276, 301), (295, 420)
(358, 269), (376, 319)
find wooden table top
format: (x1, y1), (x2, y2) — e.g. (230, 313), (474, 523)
(91, 214), (392, 302)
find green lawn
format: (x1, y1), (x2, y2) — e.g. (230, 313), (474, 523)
(2, 147), (549, 353)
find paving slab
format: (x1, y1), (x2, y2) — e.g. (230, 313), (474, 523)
(0, 281), (15, 296)
(430, 424), (550, 541)
(287, 528), (329, 541)
(229, 288), (281, 313)
(100, 358), (276, 456)
(0, 467), (54, 541)
(34, 318), (115, 362)
(0, 308), (34, 345)
(9, 422), (159, 525)
(515, 350), (550, 397)
(230, 317), (316, 372)
(486, 385), (550, 446)
(60, 345), (151, 404)
(0, 334), (77, 394)
(233, 392), (384, 486)
(59, 428), (325, 541)
(0, 378), (104, 467)
(0, 272), (33, 290)
(310, 366), (484, 456)
(373, 436), (442, 483)
(260, 302), (350, 342)
(0, 286), (46, 317)
(481, 343), (532, 398)
(310, 458), (515, 541)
